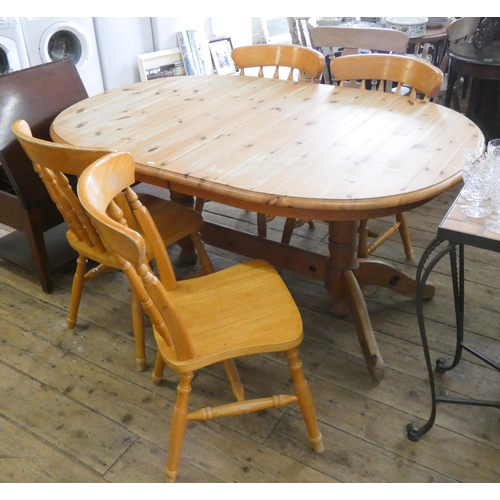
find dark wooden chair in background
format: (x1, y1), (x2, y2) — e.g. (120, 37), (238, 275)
(0, 60), (87, 293)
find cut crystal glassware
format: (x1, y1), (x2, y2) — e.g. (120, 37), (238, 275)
(460, 153), (493, 219)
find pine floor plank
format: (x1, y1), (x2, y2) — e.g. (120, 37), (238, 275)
(1, 171), (499, 483)
(0, 416), (104, 482)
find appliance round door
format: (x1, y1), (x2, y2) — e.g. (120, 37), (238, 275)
(39, 22), (90, 68)
(0, 46), (8, 74)
(0, 38), (21, 74)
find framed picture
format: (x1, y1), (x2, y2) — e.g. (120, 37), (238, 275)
(137, 48), (186, 82)
(209, 37), (236, 75)
(176, 29), (214, 76)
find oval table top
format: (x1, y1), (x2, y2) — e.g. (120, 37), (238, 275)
(51, 74), (483, 221)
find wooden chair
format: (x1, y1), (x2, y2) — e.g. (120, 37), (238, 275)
(309, 25), (410, 85)
(438, 17), (481, 110)
(0, 60), (89, 293)
(78, 150), (324, 482)
(330, 53), (444, 260)
(287, 17), (311, 46)
(12, 120), (214, 371)
(195, 43), (325, 245)
(231, 43), (324, 82)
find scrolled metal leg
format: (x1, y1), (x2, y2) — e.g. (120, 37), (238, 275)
(407, 237), (457, 441)
(438, 243), (465, 372)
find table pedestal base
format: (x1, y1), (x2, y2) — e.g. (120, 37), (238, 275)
(200, 219), (435, 382)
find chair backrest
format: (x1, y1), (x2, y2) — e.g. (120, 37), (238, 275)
(330, 53), (444, 101)
(309, 26), (410, 84)
(231, 44), (325, 82)
(447, 17), (481, 43)
(287, 17), (310, 46)
(257, 17), (292, 44)
(11, 119), (113, 252)
(0, 60), (88, 208)
(78, 151), (195, 362)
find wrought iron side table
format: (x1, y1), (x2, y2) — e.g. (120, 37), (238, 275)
(407, 191), (500, 441)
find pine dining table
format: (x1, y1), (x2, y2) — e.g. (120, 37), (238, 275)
(50, 73), (483, 381)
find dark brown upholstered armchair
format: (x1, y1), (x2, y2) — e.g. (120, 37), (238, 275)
(0, 60), (88, 292)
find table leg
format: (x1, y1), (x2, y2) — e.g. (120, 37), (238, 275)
(325, 220), (385, 381)
(325, 220), (435, 381)
(201, 217), (434, 382)
(445, 66), (458, 108)
(358, 259), (435, 299)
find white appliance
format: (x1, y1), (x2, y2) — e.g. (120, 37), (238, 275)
(20, 17), (104, 96)
(93, 17), (154, 91)
(0, 17), (29, 74)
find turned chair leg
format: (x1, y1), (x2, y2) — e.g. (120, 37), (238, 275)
(396, 213), (413, 260)
(67, 253), (87, 329)
(190, 232), (215, 275)
(194, 197), (205, 213)
(166, 372), (193, 483)
(282, 218), (316, 245)
(257, 212), (268, 238)
(68, 260), (116, 330)
(281, 217), (297, 245)
(223, 359), (245, 401)
(131, 289), (146, 371)
(152, 351), (166, 385)
(285, 347), (324, 453)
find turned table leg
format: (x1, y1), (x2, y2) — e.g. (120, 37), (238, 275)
(325, 220), (385, 381)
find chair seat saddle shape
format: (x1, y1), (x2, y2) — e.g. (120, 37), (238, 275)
(195, 43), (326, 245)
(330, 53), (444, 260)
(12, 119), (214, 372)
(78, 150), (324, 482)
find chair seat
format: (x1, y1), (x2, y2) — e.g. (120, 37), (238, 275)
(136, 193), (205, 247)
(66, 230), (120, 267)
(78, 150), (323, 483)
(155, 259), (303, 372)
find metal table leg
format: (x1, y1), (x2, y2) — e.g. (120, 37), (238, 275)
(407, 237), (500, 441)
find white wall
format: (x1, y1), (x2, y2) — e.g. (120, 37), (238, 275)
(153, 16), (252, 50)
(94, 16), (253, 91)
(207, 17), (253, 48)
(93, 17), (154, 90)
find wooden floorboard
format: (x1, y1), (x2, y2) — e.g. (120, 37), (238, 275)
(1, 178), (499, 483)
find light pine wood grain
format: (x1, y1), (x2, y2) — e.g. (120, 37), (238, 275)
(1, 181), (500, 482)
(51, 75), (483, 220)
(50, 75), (486, 383)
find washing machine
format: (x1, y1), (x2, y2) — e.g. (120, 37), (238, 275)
(0, 17), (30, 74)
(20, 17), (104, 96)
